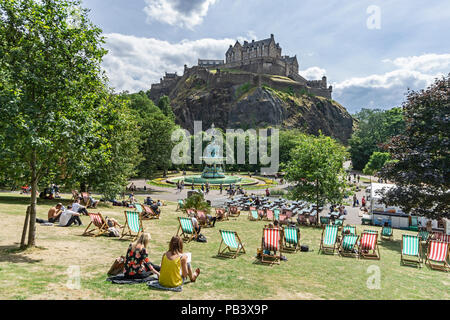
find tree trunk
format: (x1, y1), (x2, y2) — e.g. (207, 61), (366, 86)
(27, 151), (38, 247)
(20, 206), (31, 249)
(316, 179), (320, 226)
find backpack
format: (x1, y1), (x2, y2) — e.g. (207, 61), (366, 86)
(196, 234), (207, 243)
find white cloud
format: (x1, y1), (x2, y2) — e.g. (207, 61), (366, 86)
(143, 0), (217, 29)
(332, 53), (450, 112)
(102, 33), (235, 92)
(299, 66), (326, 80)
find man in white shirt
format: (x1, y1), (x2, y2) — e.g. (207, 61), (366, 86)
(71, 199), (88, 215)
(59, 206), (83, 227)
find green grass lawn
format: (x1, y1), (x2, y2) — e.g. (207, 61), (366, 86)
(0, 192), (448, 300)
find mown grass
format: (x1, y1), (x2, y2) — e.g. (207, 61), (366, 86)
(0, 192), (448, 300)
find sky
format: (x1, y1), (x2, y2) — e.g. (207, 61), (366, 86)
(81, 0), (450, 113)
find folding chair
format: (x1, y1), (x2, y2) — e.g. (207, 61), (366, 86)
(196, 210), (214, 228)
(228, 206), (240, 218)
(319, 225), (339, 254)
(142, 204), (160, 220)
(134, 203), (143, 214)
(186, 208), (196, 217)
(176, 199), (184, 211)
(281, 226), (300, 253)
(339, 234), (359, 258)
(320, 216), (330, 225)
(265, 209), (274, 221)
(273, 208), (280, 221)
(409, 216), (419, 232)
(120, 211), (144, 240)
(217, 230), (245, 258)
(82, 212), (109, 237)
(425, 240), (450, 271)
(418, 230), (429, 242)
(258, 209), (266, 220)
(297, 214), (308, 225)
(359, 232), (380, 260)
(215, 208), (228, 221)
(381, 226), (393, 240)
(401, 234), (422, 267)
(71, 190), (79, 202)
(260, 227), (282, 265)
(177, 217), (198, 243)
(81, 192), (91, 207)
(249, 209), (259, 221)
(434, 232), (450, 243)
(341, 225), (357, 236)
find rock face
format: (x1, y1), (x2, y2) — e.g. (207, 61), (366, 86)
(160, 70), (355, 143)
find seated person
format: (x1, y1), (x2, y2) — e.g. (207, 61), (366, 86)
(145, 197), (153, 205)
(191, 216), (201, 235)
(151, 236), (200, 288)
(124, 233), (160, 279)
(71, 198), (88, 215)
(59, 206), (83, 227)
(47, 203), (64, 223)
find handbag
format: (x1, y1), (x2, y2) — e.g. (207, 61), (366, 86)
(107, 256), (125, 276)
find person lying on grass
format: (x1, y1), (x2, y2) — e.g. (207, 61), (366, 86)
(124, 233), (161, 279)
(149, 236), (200, 288)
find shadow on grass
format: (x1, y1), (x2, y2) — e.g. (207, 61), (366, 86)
(0, 245), (43, 264)
(379, 239), (402, 254)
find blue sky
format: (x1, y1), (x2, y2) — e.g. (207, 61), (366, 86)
(82, 0), (450, 113)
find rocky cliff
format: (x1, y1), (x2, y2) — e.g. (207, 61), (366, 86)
(158, 70), (355, 143)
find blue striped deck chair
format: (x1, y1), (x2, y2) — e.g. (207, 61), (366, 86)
(217, 230), (245, 258)
(120, 211), (144, 240)
(249, 209), (259, 221)
(339, 234), (359, 258)
(381, 226), (393, 240)
(418, 230), (429, 242)
(281, 226), (300, 252)
(319, 225), (339, 254)
(177, 217), (197, 242)
(401, 234), (422, 267)
(273, 209), (280, 221)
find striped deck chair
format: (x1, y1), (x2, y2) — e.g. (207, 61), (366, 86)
(278, 213), (288, 225)
(401, 235), (422, 267)
(319, 225), (339, 254)
(364, 229), (378, 235)
(425, 240), (450, 271)
(196, 210), (214, 228)
(297, 214), (308, 225)
(434, 232), (450, 243)
(418, 230), (429, 242)
(142, 204), (159, 220)
(265, 209), (274, 221)
(381, 226), (393, 240)
(134, 204), (143, 214)
(217, 230), (245, 258)
(228, 206), (240, 217)
(333, 219), (343, 227)
(177, 217), (198, 243)
(341, 225), (357, 236)
(176, 199), (184, 211)
(281, 226), (300, 252)
(81, 192), (91, 207)
(186, 208), (196, 217)
(308, 214), (317, 225)
(359, 232), (380, 260)
(82, 212), (109, 237)
(260, 227), (282, 265)
(258, 209), (266, 220)
(215, 208), (228, 221)
(71, 190), (79, 202)
(120, 211), (144, 240)
(249, 209), (259, 221)
(273, 209), (280, 221)
(409, 216), (419, 231)
(339, 234), (359, 258)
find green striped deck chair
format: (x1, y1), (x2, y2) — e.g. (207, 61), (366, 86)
(176, 199), (184, 211)
(273, 209), (280, 221)
(281, 226), (300, 252)
(342, 225), (356, 236)
(401, 235), (422, 267)
(319, 225), (339, 254)
(418, 230), (429, 242)
(120, 211), (144, 240)
(134, 204), (143, 213)
(339, 234), (359, 258)
(334, 219), (343, 227)
(381, 226), (393, 240)
(364, 229), (378, 235)
(177, 217), (197, 242)
(217, 230), (245, 258)
(409, 216), (419, 231)
(249, 209), (259, 221)
(320, 216), (330, 225)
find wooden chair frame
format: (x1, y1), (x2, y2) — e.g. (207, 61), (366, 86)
(338, 234), (360, 258)
(319, 225), (339, 255)
(176, 217), (198, 243)
(281, 226), (300, 253)
(400, 235), (422, 268)
(217, 230), (246, 259)
(82, 212), (109, 237)
(120, 211), (144, 240)
(358, 232), (380, 260)
(425, 240), (450, 272)
(260, 226), (282, 265)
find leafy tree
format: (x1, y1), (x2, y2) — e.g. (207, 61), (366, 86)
(284, 133), (349, 224)
(157, 95), (176, 121)
(363, 152), (391, 175)
(349, 107), (405, 170)
(183, 192), (211, 215)
(379, 75), (449, 219)
(0, 0), (109, 247)
(279, 129), (305, 167)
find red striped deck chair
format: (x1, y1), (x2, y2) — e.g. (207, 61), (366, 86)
(82, 212), (109, 237)
(258, 209), (265, 220)
(71, 190), (79, 202)
(142, 204), (159, 220)
(401, 234), (422, 267)
(196, 210), (214, 228)
(120, 211), (144, 240)
(297, 214), (308, 225)
(177, 217), (198, 243)
(81, 192), (91, 207)
(264, 209), (274, 221)
(228, 206), (240, 217)
(434, 232), (450, 243)
(425, 240), (449, 271)
(359, 232), (380, 260)
(215, 208), (228, 221)
(217, 230), (245, 258)
(260, 227), (282, 265)
(278, 213), (288, 225)
(319, 225), (339, 254)
(186, 208), (196, 217)
(308, 214), (317, 225)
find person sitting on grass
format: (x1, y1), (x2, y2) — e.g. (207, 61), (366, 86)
(124, 233), (161, 279)
(71, 198), (89, 216)
(47, 203), (64, 223)
(59, 205), (83, 227)
(150, 236), (200, 288)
